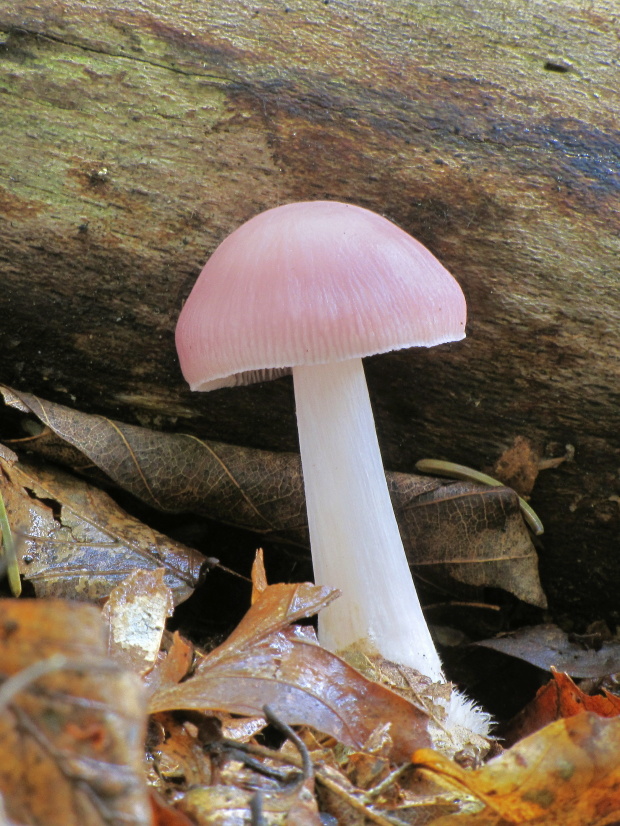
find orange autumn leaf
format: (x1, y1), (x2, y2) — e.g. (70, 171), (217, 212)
(413, 712), (620, 825)
(505, 669), (620, 745)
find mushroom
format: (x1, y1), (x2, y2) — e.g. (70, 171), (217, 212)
(176, 201), (488, 733)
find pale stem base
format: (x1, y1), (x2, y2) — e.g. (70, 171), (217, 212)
(293, 357), (444, 682)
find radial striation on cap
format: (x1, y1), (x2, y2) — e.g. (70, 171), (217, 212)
(176, 201), (466, 391)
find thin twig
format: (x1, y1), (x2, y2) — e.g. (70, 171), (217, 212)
(250, 791), (266, 826)
(263, 704), (313, 781)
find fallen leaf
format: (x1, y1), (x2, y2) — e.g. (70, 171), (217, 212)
(492, 436), (541, 497)
(413, 712), (620, 825)
(0, 386), (546, 607)
(0, 448), (203, 604)
(103, 568), (175, 676)
(475, 623), (620, 679)
(0, 598), (150, 826)
(391, 474), (546, 606)
(149, 581), (431, 762)
(148, 708), (321, 825)
(504, 670), (620, 745)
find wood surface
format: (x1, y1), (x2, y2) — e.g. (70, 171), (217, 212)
(0, 0), (618, 621)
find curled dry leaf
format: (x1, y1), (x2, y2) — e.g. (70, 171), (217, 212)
(149, 581), (432, 762)
(0, 598), (150, 826)
(413, 712), (620, 825)
(0, 446), (203, 604)
(1, 386), (546, 606)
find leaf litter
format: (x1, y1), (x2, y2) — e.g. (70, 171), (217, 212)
(1, 391), (619, 823)
(1, 560), (620, 823)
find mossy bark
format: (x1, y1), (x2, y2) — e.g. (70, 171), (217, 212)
(0, 0), (618, 622)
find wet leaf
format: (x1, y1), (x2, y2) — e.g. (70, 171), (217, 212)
(149, 581), (431, 761)
(413, 712), (620, 825)
(0, 447), (203, 603)
(0, 598), (150, 826)
(103, 568), (175, 676)
(475, 623), (620, 679)
(1, 386), (546, 607)
(504, 670), (620, 745)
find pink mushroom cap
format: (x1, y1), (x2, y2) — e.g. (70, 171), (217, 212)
(176, 200), (466, 391)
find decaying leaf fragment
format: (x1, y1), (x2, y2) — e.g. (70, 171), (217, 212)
(0, 598), (151, 826)
(0, 446), (203, 603)
(103, 567), (175, 676)
(413, 712), (620, 825)
(1, 385), (546, 606)
(149, 580), (432, 762)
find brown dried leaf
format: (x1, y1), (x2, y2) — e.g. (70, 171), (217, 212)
(0, 598), (150, 826)
(149, 581), (431, 762)
(389, 472), (546, 606)
(1, 386), (545, 607)
(414, 712), (620, 825)
(103, 568), (175, 676)
(492, 436), (541, 498)
(0, 448), (203, 604)
(251, 547), (269, 601)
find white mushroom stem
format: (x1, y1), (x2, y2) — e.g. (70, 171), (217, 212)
(293, 357), (444, 682)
